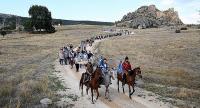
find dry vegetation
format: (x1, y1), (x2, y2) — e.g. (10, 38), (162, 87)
(0, 25), (106, 107)
(99, 28), (200, 108)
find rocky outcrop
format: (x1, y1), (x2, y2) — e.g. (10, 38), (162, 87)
(116, 5), (183, 28)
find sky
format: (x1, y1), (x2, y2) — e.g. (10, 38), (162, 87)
(0, 0), (199, 24)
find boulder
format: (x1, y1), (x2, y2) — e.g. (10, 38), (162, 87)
(40, 98), (52, 105)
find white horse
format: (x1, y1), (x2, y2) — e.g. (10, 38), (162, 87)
(102, 71), (114, 101)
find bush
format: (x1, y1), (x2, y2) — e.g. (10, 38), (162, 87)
(180, 27), (187, 30)
(0, 31), (7, 37)
(47, 26), (56, 33)
(175, 29), (181, 33)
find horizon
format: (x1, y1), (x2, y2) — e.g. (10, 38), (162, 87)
(0, 0), (199, 24)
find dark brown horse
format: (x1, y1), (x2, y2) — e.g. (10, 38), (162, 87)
(117, 67), (142, 99)
(79, 62), (93, 96)
(89, 67), (102, 104)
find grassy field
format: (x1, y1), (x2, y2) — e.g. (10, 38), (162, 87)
(99, 28), (200, 108)
(0, 25), (107, 107)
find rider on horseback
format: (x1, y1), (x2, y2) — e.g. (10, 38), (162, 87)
(98, 56), (104, 68)
(99, 58), (110, 86)
(101, 58), (109, 77)
(122, 56), (132, 85)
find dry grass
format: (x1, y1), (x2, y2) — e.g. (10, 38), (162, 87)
(0, 25), (107, 107)
(99, 28), (200, 107)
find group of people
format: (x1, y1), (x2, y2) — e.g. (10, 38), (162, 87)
(58, 30), (133, 84)
(97, 56), (132, 86)
(94, 32), (122, 40)
(58, 43), (94, 72)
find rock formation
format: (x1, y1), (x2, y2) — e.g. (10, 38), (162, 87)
(116, 5), (183, 29)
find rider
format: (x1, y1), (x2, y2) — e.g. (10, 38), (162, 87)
(98, 56), (104, 68)
(117, 60), (123, 75)
(98, 58), (109, 87)
(122, 56), (132, 85)
(101, 58), (109, 77)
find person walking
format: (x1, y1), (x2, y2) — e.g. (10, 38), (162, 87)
(74, 53), (80, 72)
(63, 46), (69, 65)
(59, 48), (64, 65)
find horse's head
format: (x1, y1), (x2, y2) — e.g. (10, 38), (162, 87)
(85, 62), (93, 73)
(134, 67), (142, 78)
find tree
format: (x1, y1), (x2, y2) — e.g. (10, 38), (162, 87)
(0, 31), (7, 37)
(28, 5), (55, 33)
(23, 19), (33, 31)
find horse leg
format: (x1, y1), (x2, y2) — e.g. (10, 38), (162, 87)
(96, 88), (99, 100)
(128, 84), (132, 99)
(81, 83), (83, 96)
(123, 83), (125, 94)
(130, 84), (135, 95)
(91, 88), (94, 104)
(86, 86), (89, 95)
(105, 86), (107, 97)
(107, 86), (111, 101)
(117, 79), (120, 93)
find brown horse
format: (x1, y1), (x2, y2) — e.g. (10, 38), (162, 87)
(89, 66), (102, 104)
(79, 62), (93, 96)
(117, 67), (142, 99)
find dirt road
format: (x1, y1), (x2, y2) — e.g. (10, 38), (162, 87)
(54, 40), (175, 108)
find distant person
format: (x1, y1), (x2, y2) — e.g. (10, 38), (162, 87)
(79, 51), (84, 68)
(87, 51), (93, 61)
(69, 50), (75, 68)
(69, 44), (73, 50)
(63, 47), (69, 65)
(74, 53), (80, 72)
(59, 48), (64, 65)
(77, 47), (81, 53)
(83, 51), (88, 61)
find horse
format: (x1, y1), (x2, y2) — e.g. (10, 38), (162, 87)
(89, 66), (102, 104)
(117, 67), (142, 99)
(102, 71), (113, 101)
(79, 62), (93, 96)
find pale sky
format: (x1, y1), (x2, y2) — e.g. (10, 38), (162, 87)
(0, 0), (199, 24)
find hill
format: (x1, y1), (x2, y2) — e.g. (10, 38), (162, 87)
(0, 13), (114, 30)
(116, 5), (183, 28)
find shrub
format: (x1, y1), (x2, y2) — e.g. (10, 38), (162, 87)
(175, 29), (181, 33)
(0, 31), (7, 37)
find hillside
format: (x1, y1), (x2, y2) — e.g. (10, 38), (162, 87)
(0, 13), (114, 29)
(116, 5), (183, 28)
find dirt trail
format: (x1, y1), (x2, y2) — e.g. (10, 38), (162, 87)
(54, 40), (175, 108)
